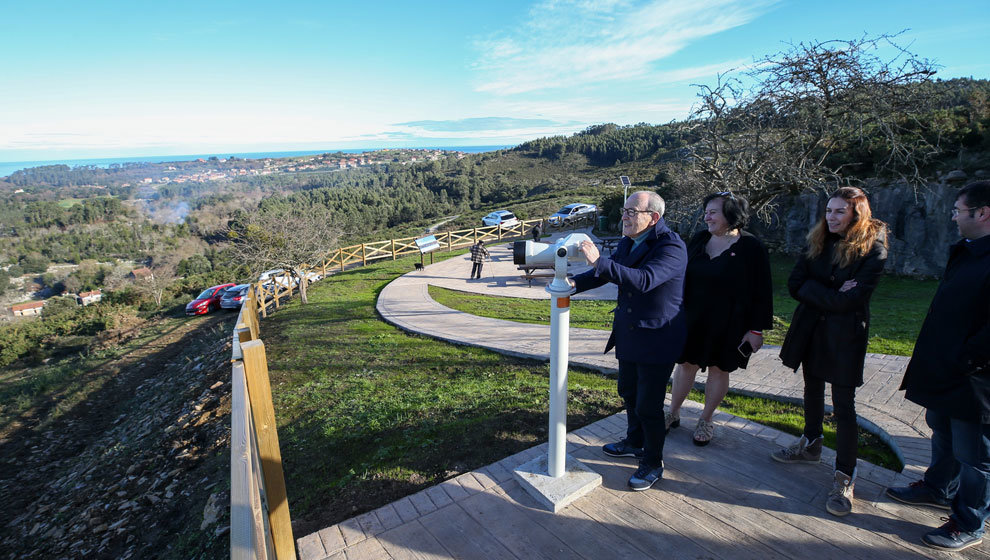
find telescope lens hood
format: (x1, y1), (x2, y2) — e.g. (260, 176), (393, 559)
(513, 241), (527, 265)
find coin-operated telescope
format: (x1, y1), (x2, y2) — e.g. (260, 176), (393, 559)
(513, 233), (592, 293)
(511, 232), (593, 479)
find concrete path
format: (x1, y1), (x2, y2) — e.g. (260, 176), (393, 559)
(376, 231), (931, 477)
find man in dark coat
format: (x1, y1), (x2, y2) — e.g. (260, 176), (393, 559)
(887, 181), (990, 552)
(571, 191), (688, 491)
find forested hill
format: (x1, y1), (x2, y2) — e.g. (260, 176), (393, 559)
(2, 77), (988, 278)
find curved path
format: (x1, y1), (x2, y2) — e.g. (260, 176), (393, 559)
(376, 231), (932, 477)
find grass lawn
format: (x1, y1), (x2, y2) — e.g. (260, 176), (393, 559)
(261, 254), (623, 535)
(262, 253), (904, 536)
(430, 254), (940, 357)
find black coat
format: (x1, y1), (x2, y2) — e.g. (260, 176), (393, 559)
(680, 230), (774, 371)
(572, 219), (688, 365)
(779, 234), (887, 387)
(900, 235), (990, 422)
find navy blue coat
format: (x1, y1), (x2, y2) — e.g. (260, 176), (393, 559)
(572, 219), (688, 365)
(901, 235), (990, 423)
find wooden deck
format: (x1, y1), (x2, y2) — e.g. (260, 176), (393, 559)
(297, 401), (989, 559)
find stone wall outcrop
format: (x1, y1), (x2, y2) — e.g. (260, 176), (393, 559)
(747, 174), (982, 277)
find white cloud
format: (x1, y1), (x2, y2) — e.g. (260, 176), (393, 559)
(473, 0), (778, 95)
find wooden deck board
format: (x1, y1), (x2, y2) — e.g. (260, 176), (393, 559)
(498, 480), (653, 560)
(301, 410), (990, 560)
(377, 519), (453, 560)
(458, 484), (581, 560)
(417, 503), (518, 559)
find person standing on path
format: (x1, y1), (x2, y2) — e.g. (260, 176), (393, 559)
(666, 192), (774, 446)
(570, 190), (688, 491)
(469, 239), (489, 279)
(886, 180), (990, 552)
(770, 186), (888, 518)
(531, 221), (543, 242)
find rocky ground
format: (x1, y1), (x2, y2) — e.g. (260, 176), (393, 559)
(0, 312), (237, 559)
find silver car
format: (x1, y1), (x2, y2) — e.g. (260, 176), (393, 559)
(220, 284), (252, 309)
(547, 203), (597, 226)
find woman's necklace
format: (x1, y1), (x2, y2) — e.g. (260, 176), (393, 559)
(706, 229), (740, 258)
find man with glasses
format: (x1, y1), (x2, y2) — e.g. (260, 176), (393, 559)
(570, 191), (688, 491)
(888, 180), (990, 551)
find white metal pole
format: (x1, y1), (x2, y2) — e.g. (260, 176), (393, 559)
(546, 249), (573, 478)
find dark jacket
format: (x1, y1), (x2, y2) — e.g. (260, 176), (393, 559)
(779, 234), (887, 386)
(572, 219), (688, 365)
(682, 230), (774, 369)
(900, 235), (990, 422)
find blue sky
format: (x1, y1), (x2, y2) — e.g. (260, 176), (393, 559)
(1, 0), (988, 162)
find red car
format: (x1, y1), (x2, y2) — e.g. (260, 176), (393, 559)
(185, 283), (236, 315)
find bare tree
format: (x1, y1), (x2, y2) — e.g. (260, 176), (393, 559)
(225, 207), (341, 304)
(135, 261), (178, 309)
(685, 33), (939, 215)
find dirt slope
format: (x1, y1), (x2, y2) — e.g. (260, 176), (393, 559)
(1, 313), (237, 559)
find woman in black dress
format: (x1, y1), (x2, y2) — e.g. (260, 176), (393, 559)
(666, 192), (773, 445)
(770, 186), (888, 518)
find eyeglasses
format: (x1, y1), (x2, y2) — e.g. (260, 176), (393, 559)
(619, 207), (655, 217)
(951, 206), (982, 217)
(716, 191), (735, 198)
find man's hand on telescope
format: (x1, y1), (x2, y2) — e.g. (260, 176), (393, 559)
(579, 240), (600, 265)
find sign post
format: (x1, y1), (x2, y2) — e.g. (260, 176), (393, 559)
(619, 175), (631, 200)
(414, 235), (441, 268)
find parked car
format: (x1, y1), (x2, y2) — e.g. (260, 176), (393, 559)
(258, 269), (296, 289)
(185, 283), (237, 316)
(258, 268), (321, 290)
(481, 210), (520, 228)
(220, 283), (252, 310)
(547, 203), (597, 226)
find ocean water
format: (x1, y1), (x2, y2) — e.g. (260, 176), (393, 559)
(0, 145), (513, 179)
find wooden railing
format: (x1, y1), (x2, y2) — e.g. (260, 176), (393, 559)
(227, 213), (596, 558)
(230, 290), (295, 560)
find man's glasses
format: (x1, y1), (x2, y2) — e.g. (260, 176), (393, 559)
(951, 206), (982, 217)
(619, 207), (655, 217)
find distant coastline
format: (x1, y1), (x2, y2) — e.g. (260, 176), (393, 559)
(0, 145), (514, 179)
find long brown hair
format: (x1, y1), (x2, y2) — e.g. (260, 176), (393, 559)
(806, 187), (888, 268)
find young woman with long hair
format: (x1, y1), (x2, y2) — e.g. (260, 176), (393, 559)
(771, 186), (888, 517)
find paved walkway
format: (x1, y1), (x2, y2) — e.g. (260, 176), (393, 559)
(298, 404), (983, 560)
(292, 232), (988, 559)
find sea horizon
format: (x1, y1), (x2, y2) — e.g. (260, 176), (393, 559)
(0, 145), (515, 179)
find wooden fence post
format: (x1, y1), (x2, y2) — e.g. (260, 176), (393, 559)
(361, 244), (367, 266)
(258, 282), (268, 319)
(391, 239), (396, 260)
(241, 341), (296, 560)
(446, 232), (452, 252)
(338, 249), (344, 272)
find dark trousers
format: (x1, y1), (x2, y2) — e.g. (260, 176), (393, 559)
(471, 262), (483, 278)
(617, 359), (674, 468)
(924, 409), (990, 533)
(802, 371), (857, 475)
